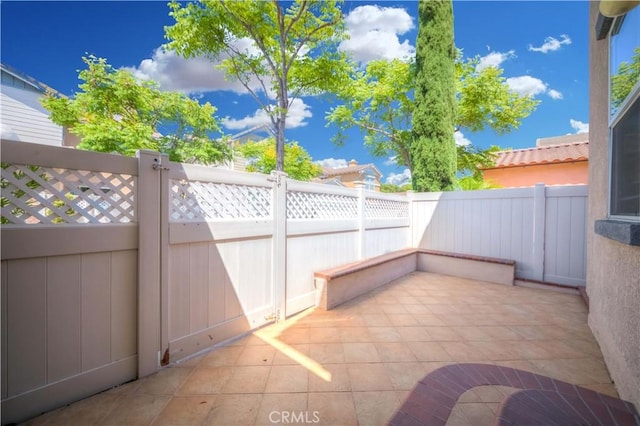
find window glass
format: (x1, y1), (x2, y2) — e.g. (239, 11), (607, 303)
(609, 7), (640, 218)
(610, 7), (640, 119)
(610, 96), (640, 217)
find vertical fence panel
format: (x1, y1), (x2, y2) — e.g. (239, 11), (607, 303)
(47, 255), (81, 383)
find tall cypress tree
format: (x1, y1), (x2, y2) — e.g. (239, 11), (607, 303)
(411, 0), (457, 192)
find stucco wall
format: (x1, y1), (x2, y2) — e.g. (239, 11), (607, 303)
(587, 1), (640, 410)
(483, 161), (588, 188)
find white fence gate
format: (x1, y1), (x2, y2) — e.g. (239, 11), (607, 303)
(410, 184), (588, 286)
(1, 140), (139, 423)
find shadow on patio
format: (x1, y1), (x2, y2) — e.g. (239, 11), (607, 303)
(22, 272), (635, 425)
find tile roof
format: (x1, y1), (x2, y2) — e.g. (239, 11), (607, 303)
(322, 163), (381, 177)
(487, 141), (589, 169)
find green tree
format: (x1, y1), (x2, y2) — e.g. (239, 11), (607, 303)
(165, 0), (350, 173)
(42, 56), (229, 164)
(411, 0), (457, 191)
(326, 57), (538, 188)
(456, 144), (501, 190)
(237, 138), (322, 181)
(380, 183), (412, 193)
(611, 46), (640, 110)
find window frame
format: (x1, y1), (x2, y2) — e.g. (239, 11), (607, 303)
(607, 11), (640, 221)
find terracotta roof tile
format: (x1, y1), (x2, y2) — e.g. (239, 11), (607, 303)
(489, 141), (588, 169)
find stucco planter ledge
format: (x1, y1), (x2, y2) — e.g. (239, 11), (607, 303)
(314, 249), (516, 310)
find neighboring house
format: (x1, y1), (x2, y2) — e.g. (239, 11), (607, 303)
(0, 63), (79, 147)
(481, 134), (589, 187)
(316, 160), (382, 191)
(587, 1), (639, 410)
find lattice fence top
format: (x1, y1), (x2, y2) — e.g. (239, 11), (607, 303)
(287, 191), (358, 220)
(1, 163), (135, 225)
(170, 179), (272, 221)
(365, 197), (409, 219)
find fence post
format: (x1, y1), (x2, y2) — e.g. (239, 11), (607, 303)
(406, 191), (415, 248)
(358, 188), (366, 260)
(136, 150), (165, 377)
(270, 171), (287, 322)
(532, 183), (546, 281)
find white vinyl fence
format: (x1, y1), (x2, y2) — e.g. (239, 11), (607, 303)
(1, 140), (139, 423)
(410, 184), (588, 286)
(1, 139), (586, 423)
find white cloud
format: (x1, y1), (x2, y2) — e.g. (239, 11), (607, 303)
(547, 89), (563, 100)
(339, 5), (415, 63)
(476, 50), (515, 72)
(384, 156), (398, 166)
(506, 75), (564, 100)
(385, 168), (412, 186)
(506, 76), (548, 97)
(528, 34), (572, 53)
(570, 119), (589, 134)
(316, 158), (348, 169)
(222, 99), (312, 130)
(127, 43), (265, 95)
(454, 131), (471, 146)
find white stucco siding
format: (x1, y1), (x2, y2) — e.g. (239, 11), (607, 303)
(0, 85), (64, 146)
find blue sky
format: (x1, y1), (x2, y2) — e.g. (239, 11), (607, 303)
(1, 1), (590, 185)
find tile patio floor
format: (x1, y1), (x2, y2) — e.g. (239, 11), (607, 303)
(22, 272), (623, 426)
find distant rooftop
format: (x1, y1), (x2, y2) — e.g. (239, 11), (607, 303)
(321, 159), (382, 178)
(485, 140), (589, 169)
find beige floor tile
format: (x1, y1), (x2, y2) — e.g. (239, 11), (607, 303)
(203, 394), (262, 425)
(153, 395), (216, 425)
(308, 363), (351, 392)
(272, 343), (310, 365)
(265, 365), (309, 393)
(101, 394), (170, 426)
(465, 340), (521, 361)
(580, 382), (620, 398)
(308, 343), (345, 364)
(384, 362), (429, 390)
(176, 367), (233, 395)
(360, 314), (392, 327)
(445, 405), (472, 426)
(308, 327), (342, 343)
(221, 366), (271, 394)
(353, 391), (403, 426)
(228, 334), (267, 346)
(457, 403), (496, 426)
(308, 392), (358, 426)
(380, 304), (409, 314)
(407, 341), (453, 362)
(136, 367), (193, 395)
(413, 314), (447, 327)
(529, 358), (612, 385)
(235, 345), (276, 366)
(28, 393), (121, 426)
(403, 304), (432, 314)
(375, 342), (417, 362)
(472, 385), (512, 403)
(387, 314), (420, 326)
(347, 363), (394, 391)
(421, 326), (460, 340)
(278, 327), (311, 344)
(343, 342), (381, 363)
(339, 326), (371, 343)
(103, 379), (143, 397)
(200, 345), (244, 367)
(255, 393), (308, 426)
(396, 326), (431, 342)
(367, 326), (403, 342)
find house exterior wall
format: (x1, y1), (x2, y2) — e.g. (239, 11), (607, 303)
(0, 84), (64, 146)
(587, 1), (640, 410)
(337, 171), (381, 191)
(483, 161), (588, 188)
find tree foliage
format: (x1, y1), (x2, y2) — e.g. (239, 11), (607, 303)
(611, 46), (640, 110)
(42, 56), (229, 164)
(410, 0), (457, 192)
(327, 56), (538, 178)
(237, 138), (322, 181)
(165, 0), (350, 172)
(380, 183), (412, 193)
